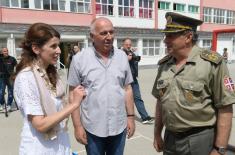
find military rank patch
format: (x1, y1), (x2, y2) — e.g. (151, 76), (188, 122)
(200, 51), (223, 64)
(224, 77), (234, 91)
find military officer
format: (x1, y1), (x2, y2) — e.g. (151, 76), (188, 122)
(152, 12), (235, 155)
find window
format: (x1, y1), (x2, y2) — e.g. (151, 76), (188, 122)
(96, 0), (113, 15)
(158, 1), (170, 10)
(21, 0), (29, 8)
(70, 0), (91, 13)
(59, 0), (65, 11)
(34, 0), (42, 9)
(188, 5), (199, 13)
(1, 0), (29, 8)
(227, 10), (235, 25)
(34, 0), (65, 11)
(143, 39), (160, 56)
(0, 0), (10, 7)
(139, 0), (154, 19)
(203, 7), (212, 23)
(70, 1), (76, 12)
(202, 40), (211, 50)
(11, 0), (19, 7)
(173, 3), (185, 12)
(214, 8), (225, 24)
(51, 0), (58, 10)
(43, 0), (50, 10)
(118, 0), (134, 17)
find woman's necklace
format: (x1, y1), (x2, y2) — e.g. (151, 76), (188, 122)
(35, 65), (57, 96)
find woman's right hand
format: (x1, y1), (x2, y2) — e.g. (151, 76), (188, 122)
(71, 85), (86, 107)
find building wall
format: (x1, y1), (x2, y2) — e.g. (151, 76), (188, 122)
(158, 0), (201, 29)
(201, 0), (235, 31)
(1, 0), (235, 65)
(0, 8), (93, 26)
(202, 0), (235, 10)
(96, 0), (156, 29)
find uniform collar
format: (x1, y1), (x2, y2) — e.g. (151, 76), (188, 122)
(186, 45), (201, 63)
(167, 56), (175, 65)
(166, 45), (200, 65)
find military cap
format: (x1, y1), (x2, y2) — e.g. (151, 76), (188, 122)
(161, 12), (203, 33)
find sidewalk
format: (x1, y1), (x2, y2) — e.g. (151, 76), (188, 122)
(0, 63), (235, 155)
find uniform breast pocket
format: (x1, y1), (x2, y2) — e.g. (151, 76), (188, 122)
(156, 79), (170, 102)
(181, 81), (204, 104)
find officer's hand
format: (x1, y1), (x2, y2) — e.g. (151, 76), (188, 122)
(153, 135), (164, 152)
(74, 125), (87, 145)
(127, 117), (135, 138)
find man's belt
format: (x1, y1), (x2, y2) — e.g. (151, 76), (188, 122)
(169, 126), (214, 138)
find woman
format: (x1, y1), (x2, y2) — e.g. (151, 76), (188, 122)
(14, 23), (85, 154)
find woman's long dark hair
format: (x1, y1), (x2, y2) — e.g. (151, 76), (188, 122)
(15, 23), (60, 87)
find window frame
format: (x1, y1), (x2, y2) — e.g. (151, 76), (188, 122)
(226, 10), (235, 25)
(118, 0), (135, 17)
(139, 0), (154, 19)
(203, 7), (212, 23)
(70, 0), (91, 13)
(142, 39), (161, 56)
(95, 0), (114, 16)
(188, 5), (199, 14)
(173, 3), (185, 12)
(202, 39), (212, 50)
(213, 8), (225, 24)
(158, 1), (170, 10)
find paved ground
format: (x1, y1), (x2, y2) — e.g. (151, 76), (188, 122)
(0, 63), (235, 155)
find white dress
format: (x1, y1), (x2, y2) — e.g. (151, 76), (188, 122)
(14, 70), (70, 155)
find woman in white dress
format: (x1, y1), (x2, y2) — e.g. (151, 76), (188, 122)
(14, 23), (86, 155)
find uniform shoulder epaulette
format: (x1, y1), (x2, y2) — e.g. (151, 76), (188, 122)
(200, 50), (223, 64)
(158, 55), (171, 65)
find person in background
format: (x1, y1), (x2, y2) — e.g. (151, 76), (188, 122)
(122, 38), (154, 124)
(222, 48), (228, 63)
(14, 23), (86, 155)
(67, 44), (80, 69)
(0, 47), (17, 111)
(152, 12), (234, 155)
(68, 17), (135, 155)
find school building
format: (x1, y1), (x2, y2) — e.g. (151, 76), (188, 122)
(1, 0), (235, 66)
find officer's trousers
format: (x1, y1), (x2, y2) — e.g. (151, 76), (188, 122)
(164, 128), (214, 155)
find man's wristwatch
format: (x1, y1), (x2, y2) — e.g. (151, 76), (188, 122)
(214, 146), (226, 155)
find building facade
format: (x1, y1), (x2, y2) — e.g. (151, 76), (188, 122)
(0, 0), (235, 66)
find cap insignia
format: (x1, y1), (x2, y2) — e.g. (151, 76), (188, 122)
(166, 16), (172, 25)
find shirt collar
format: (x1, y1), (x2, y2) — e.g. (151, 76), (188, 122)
(92, 45), (114, 59)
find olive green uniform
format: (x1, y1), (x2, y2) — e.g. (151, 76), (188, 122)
(152, 45), (235, 155)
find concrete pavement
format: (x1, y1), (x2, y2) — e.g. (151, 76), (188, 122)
(0, 63), (235, 155)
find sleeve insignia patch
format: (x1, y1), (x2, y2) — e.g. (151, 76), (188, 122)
(224, 76), (234, 91)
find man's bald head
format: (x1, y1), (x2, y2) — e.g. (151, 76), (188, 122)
(90, 17), (113, 35)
